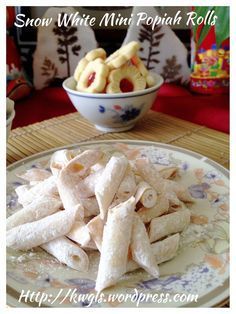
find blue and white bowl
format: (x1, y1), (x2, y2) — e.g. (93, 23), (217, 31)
(63, 73), (163, 132)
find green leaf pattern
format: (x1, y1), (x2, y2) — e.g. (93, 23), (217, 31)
(192, 6), (229, 49)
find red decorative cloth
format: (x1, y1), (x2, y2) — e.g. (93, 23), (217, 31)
(12, 85), (229, 134)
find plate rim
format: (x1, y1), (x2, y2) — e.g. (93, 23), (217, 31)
(7, 139), (229, 177)
(6, 139), (229, 307)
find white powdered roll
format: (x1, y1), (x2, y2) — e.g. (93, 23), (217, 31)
(137, 195), (169, 223)
(17, 168), (51, 182)
(95, 155), (128, 220)
(65, 150), (103, 175)
(164, 180), (194, 203)
(80, 197), (100, 217)
(16, 176), (58, 207)
(15, 185), (30, 199)
(135, 158), (164, 192)
(90, 153), (110, 172)
(135, 181), (158, 208)
(81, 239), (97, 250)
(75, 169), (106, 200)
(116, 166), (136, 201)
(6, 197), (62, 230)
(41, 236), (89, 271)
(57, 150), (103, 217)
(130, 214), (159, 277)
(50, 149), (74, 176)
(135, 159), (182, 206)
(87, 215), (104, 252)
(127, 233), (180, 272)
(67, 220), (91, 247)
(110, 166), (137, 208)
(82, 168), (104, 197)
(149, 209), (190, 243)
(158, 166), (179, 180)
(151, 233), (180, 264)
(6, 207), (78, 250)
(95, 197), (135, 292)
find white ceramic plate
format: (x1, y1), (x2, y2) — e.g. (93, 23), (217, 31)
(6, 140), (229, 308)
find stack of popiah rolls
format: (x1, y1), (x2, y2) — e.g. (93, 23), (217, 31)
(7, 147), (194, 292)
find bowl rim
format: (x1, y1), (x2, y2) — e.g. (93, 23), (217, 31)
(63, 73), (164, 99)
(6, 109), (15, 126)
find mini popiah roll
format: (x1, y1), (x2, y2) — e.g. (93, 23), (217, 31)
(151, 233), (180, 264)
(6, 207), (79, 250)
(16, 176), (58, 207)
(130, 214), (159, 277)
(15, 185), (30, 199)
(17, 168), (51, 183)
(135, 158), (164, 192)
(116, 166), (136, 201)
(164, 180), (194, 203)
(163, 188), (180, 207)
(87, 215), (104, 252)
(155, 166), (179, 180)
(81, 168), (104, 197)
(95, 197), (135, 292)
(127, 233), (180, 272)
(50, 149), (74, 176)
(81, 239), (97, 250)
(67, 220), (91, 247)
(6, 197), (62, 230)
(149, 209), (190, 243)
(65, 150), (103, 176)
(110, 166), (137, 208)
(90, 152), (110, 172)
(135, 159), (182, 206)
(80, 197), (100, 217)
(41, 236), (89, 271)
(95, 155), (128, 220)
(135, 181), (158, 208)
(137, 195), (169, 223)
(57, 150), (103, 217)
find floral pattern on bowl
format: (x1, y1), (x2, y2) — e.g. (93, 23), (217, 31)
(98, 104), (143, 124)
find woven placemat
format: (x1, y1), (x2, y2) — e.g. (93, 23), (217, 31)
(7, 111), (229, 169)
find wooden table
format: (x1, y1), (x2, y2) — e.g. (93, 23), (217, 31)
(6, 111), (229, 307)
